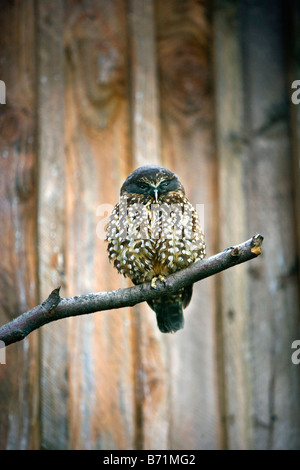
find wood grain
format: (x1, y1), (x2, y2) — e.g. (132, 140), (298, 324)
(214, 0), (300, 450)
(0, 0), (299, 451)
(240, 0), (300, 449)
(128, 0), (169, 450)
(289, 0), (300, 279)
(37, 0), (68, 450)
(0, 0), (39, 449)
(156, 0), (219, 450)
(128, 0), (161, 167)
(214, 0), (252, 449)
(65, 0), (135, 450)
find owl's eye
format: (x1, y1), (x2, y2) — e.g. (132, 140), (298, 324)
(137, 182), (149, 190)
(159, 180), (169, 188)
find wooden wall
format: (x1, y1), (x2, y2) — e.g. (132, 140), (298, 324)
(0, 0), (299, 450)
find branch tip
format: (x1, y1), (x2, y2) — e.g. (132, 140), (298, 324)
(0, 235), (264, 346)
(251, 234), (264, 255)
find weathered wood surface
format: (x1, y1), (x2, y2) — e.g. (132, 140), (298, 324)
(129, 0), (161, 167)
(0, 0), (299, 450)
(156, 0), (219, 450)
(215, 0), (300, 450)
(289, 0), (300, 275)
(128, 0), (169, 450)
(0, 0), (39, 449)
(64, 0), (135, 450)
(37, 0), (71, 450)
(214, 0), (251, 449)
(241, 0), (300, 450)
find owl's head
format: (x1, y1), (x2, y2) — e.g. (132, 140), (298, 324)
(120, 165), (185, 202)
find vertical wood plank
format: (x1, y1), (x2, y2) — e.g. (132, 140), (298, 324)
(215, 0), (300, 450)
(213, 0), (252, 449)
(289, 0), (300, 274)
(219, 2), (299, 449)
(241, 0), (300, 449)
(128, 0), (161, 167)
(37, 0), (67, 449)
(0, 0), (39, 449)
(65, 0), (136, 449)
(156, 0), (219, 450)
(128, 0), (170, 450)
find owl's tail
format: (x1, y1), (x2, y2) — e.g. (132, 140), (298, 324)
(153, 301), (184, 333)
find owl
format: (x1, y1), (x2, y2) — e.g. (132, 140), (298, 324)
(105, 165), (206, 333)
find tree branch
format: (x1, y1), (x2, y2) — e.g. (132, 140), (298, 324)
(0, 234), (263, 346)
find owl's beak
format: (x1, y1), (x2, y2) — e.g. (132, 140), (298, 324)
(153, 188), (159, 203)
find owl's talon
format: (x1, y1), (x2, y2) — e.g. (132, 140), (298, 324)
(151, 275), (166, 290)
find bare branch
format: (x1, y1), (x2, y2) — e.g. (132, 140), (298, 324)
(0, 234), (263, 346)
